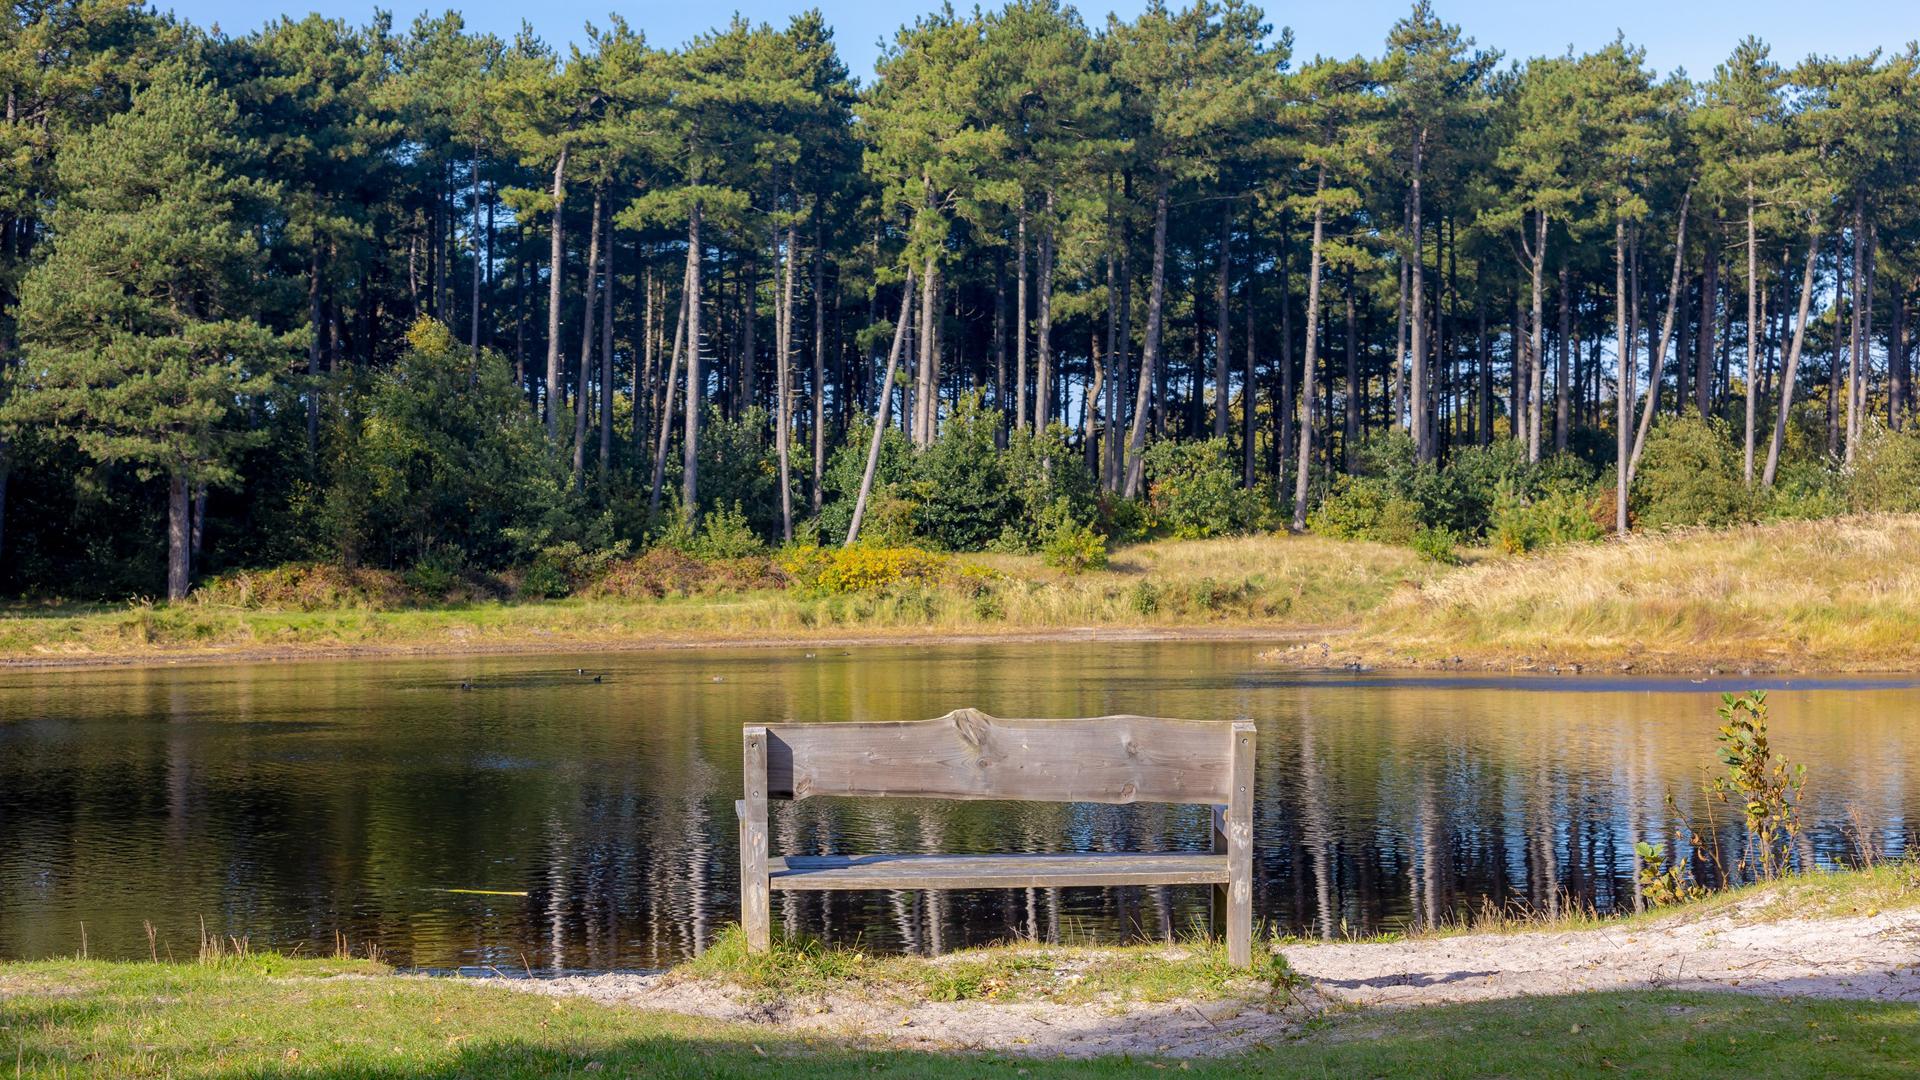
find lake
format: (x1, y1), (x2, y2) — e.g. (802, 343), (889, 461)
(0, 641), (1912, 971)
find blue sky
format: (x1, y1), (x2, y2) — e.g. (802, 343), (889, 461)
(165, 0), (1916, 81)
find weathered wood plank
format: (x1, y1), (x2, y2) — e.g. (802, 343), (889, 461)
(769, 852), (1230, 891)
(1224, 720), (1256, 966)
(740, 726), (771, 952)
(766, 709), (1234, 805)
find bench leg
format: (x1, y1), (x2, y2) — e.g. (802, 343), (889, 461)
(742, 728), (771, 952)
(1226, 721), (1256, 967)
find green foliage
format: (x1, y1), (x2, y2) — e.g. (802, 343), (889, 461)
(907, 393), (1016, 550)
(1846, 423), (1920, 513)
(1634, 839), (1708, 907)
(1038, 499), (1109, 573)
(1710, 690), (1806, 882)
(1410, 525), (1462, 564)
(1762, 460), (1848, 521)
(339, 319), (564, 569)
(1307, 476), (1421, 544)
(1491, 483), (1604, 553)
(695, 407), (783, 539)
(1633, 416), (1755, 530)
(1141, 438), (1266, 539)
(815, 419), (913, 544)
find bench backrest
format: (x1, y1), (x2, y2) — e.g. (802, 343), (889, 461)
(755, 708), (1246, 805)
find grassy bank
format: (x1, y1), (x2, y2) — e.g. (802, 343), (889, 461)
(3, 868), (1914, 1075)
(0, 534), (1427, 665)
(6, 514), (1920, 671)
(1317, 514), (1920, 672)
(2, 956), (1913, 1077)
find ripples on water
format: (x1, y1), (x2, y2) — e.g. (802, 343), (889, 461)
(0, 643), (1913, 970)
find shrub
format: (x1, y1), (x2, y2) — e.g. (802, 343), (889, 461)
(1306, 476), (1421, 544)
(1763, 460), (1847, 521)
(814, 418), (913, 544)
(193, 563), (417, 610)
(694, 406), (784, 539)
(1127, 580), (1161, 615)
(1410, 525), (1463, 564)
(339, 318), (564, 569)
(1141, 437), (1266, 538)
(1490, 483), (1604, 553)
(778, 544), (947, 595)
(1632, 416), (1754, 530)
(908, 393), (1014, 550)
(580, 548), (784, 599)
(1847, 423), (1920, 513)
(1040, 508), (1109, 574)
(519, 538), (635, 598)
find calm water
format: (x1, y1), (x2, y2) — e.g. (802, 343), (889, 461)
(0, 641), (1914, 971)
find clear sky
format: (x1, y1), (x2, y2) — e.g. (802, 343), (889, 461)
(162, 0), (1916, 81)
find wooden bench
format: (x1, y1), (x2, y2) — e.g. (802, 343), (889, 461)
(736, 708), (1257, 965)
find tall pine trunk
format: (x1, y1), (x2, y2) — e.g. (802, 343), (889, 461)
(1762, 228), (1823, 487)
(775, 221), (797, 543)
(681, 201), (703, 521)
(648, 267), (689, 516)
(470, 153), (484, 364)
(1122, 180), (1170, 499)
(1527, 211), (1547, 462)
(598, 202), (615, 487)
(1409, 130), (1431, 462)
(915, 258), (939, 444)
(571, 187), (602, 487)
(1034, 192), (1056, 434)
(1213, 201), (1231, 439)
(811, 213), (827, 513)
(544, 148), (568, 440)
(847, 268), (915, 545)
(1555, 265), (1570, 452)
(1744, 197), (1760, 485)
(1698, 234), (1718, 418)
(1629, 191), (1692, 483)
(167, 471), (190, 601)
(1014, 208), (1029, 432)
(1614, 219), (1630, 534)
(1291, 173), (1328, 531)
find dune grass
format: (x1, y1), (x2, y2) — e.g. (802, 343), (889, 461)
(0, 533), (1427, 664)
(2, 951), (1914, 1078)
(1337, 514), (1920, 671)
(7, 515), (1920, 671)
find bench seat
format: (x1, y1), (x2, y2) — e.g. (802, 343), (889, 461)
(768, 852), (1229, 891)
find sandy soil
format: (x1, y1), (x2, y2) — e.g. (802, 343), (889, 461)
(505, 903), (1920, 1059)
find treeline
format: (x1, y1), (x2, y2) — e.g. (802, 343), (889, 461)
(2, 0), (1919, 600)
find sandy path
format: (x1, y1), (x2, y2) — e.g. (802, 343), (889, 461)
(507, 905), (1920, 1059)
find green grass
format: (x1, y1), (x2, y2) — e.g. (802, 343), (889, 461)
(2, 953), (1914, 1078)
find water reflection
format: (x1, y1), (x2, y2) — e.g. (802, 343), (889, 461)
(0, 643), (1914, 969)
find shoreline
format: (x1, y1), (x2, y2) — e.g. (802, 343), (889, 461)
(8, 619), (1920, 676)
(0, 623), (1328, 673)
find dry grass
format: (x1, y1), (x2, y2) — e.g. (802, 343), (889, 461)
(1333, 514), (1920, 671)
(0, 533), (1428, 664)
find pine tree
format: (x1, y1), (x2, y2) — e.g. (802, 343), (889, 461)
(0, 69), (287, 599)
